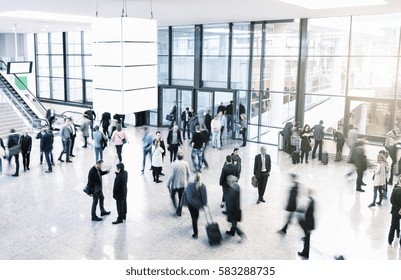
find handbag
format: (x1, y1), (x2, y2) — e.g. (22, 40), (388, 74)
(116, 132), (127, 144)
(251, 175), (258, 188)
(166, 114), (173, 121)
(83, 184), (93, 195)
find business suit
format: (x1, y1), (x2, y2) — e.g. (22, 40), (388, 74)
(311, 123), (325, 161)
(253, 153), (271, 203)
(113, 170), (128, 223)
(40, 131), (54, 172)
(167, 128), (183, 162)
(167, 158), (190, 215)
(87, 165), (110, 218)
(225, 183), (243, 237)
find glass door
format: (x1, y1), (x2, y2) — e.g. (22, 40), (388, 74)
(177, 89), (193, 129)
(196, 91), (213, 125)
(162, 88), (177, 126)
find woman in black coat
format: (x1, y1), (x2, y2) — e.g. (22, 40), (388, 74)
(300, 124), (312, 164)
(278, 174), (299, 235)
(112, 162), (128, 224)
(186, 172), (207, 239)
(388, 176), (401, 245)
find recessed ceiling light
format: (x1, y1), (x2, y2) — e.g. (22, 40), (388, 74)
(279, 0), (388, 10)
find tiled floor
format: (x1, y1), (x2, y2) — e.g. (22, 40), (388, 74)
(0, 125), (400, 260)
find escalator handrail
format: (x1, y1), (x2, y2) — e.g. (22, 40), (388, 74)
(0, 59), (47, 113)
(0, 82), (42, 125)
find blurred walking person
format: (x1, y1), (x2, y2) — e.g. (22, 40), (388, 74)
(186, 172), (208, 239)
(7, 128), (20, 177)
(278, 174), (300, 235)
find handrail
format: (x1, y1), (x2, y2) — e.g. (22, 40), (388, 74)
(0, 59), (47, 113)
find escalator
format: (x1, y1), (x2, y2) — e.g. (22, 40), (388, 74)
(0, 60), (48, 130)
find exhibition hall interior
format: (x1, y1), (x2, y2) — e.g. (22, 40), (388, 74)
(0, 0), (401, 260)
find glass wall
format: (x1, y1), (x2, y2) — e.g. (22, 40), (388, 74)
(158, 27), (169, 85)
(171, 26), (194, 86)
(202, 24), (230, 88)
(231, 23), (250, 90)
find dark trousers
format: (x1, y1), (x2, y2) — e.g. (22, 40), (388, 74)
(202, 147), (209, 168)
(102, 126), (110, 139)
(226, 114), (233, 132)
(8, 153), (19, 175)
(91, 190), (105, 217)
(70, 135), (76, 155)
(257, 172), (269, 200)
(241, 128), (247, 146)
(83, 136), (88, 147)
(388, 213), (401, 244)
(356, 169), (364, 190)
(59, 139), (71, 161)
(188, 203), (200, 236)
(281, 211), (295, 232)
(116, 199), (127, 221)
(301, 151), (309, 162)
(90, 121), (94, 139)
(115, 144), (123, 162)
(171, 187), (184, 209)
(300, 229), (311, 258)
(229, 220), (243, 236)
(169, 144), (179, 162)
(152, 166), (162, 181)
(182, 121), (190, 139)
(386, 145), (397, 183)
(372, 185), (383, 204)
(336, 140), (345, 153)
(312, 140), (323, 160)
(22, 151), (30, 170)
(45, 151), (52, 171)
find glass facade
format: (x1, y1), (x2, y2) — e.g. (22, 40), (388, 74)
(34, 12), (401, 145)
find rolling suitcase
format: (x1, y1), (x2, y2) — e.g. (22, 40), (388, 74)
(204, 206), (222, 246)
(292, 151), (300, 164)
(321, 152), (329, 165)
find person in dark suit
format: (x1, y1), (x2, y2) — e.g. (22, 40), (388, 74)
(100, 112), (111, 139)
(388, 176), (401, 245)
(84, 107), (97, 139)
(46, 106), (55, 130)
(169, 101), (177, 129)
(87, 159), (111, 221)
(253, 145), (271, 204)
(68, 117), (77, 156)
(20, 129), (32, 171)
(181, 107), (192, 140)
(220, 155), (240, 209)
(282, 121), (293, 153)
(225, 175), (244, 239)
(298, 189), (315, 260)
(204, 110), (212, 138)
(7, 128), (20, 177)
(112, 162), (128, 224)
(353, 140), (367, 192)
(167, 124), (183, 162)
(278, 174), (299, 235)
(41, 127), (54, 173)
(186, 172), (208, 239)
(311, 120), (325, 161)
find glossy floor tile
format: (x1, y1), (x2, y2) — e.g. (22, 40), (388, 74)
(0, 126), (400, 260)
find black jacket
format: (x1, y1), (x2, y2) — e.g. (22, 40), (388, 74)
(253, 154), (271, 179)
(225, 183), (241, 222)
(390, 185), (401, 215)
(220, 163), (240, 188)
(299, 196), (315, 231)
(40, 132), (54, 152)
(20, 135), (32, 152)
(285, 183), (298, 212)
(113, 170), (128, 201)
(87, 166), (109, 194)
(100, 112), (111, 128)
(167, 129), (183, 146)
(7, 133), (20, 149)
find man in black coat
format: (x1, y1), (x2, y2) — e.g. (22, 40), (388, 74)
(298, 189), (315, 260)
(87, 160), (111, 221)
(225, 175), (244, 239)
(353, 140), (367, 192)
(220, 155), (240, 210)
(84, 108), (97, 139)
(100, 112), (111, 139)
(278, 173), (299, 235)
(167, 124), (183, 162)
(7, 128), (20, 177)
(180, 107), (192, 140)
(40, 127), (54, 173)
(388, 179), (401, 245)
(282, 121), (293, 153)
(112, 162), (128, 224)
(253, 145), (271, 204)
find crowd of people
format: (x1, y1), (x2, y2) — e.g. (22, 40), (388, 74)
(2, 104), (401, 259)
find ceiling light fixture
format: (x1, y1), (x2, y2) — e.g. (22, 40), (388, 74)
(279, 0), (388, 10)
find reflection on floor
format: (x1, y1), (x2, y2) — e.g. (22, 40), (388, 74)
(0, 125), (400, 260)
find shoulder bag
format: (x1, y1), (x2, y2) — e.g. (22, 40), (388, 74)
(116, 132), (127, 144)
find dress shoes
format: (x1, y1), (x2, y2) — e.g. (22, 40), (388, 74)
(368, 203), (375, 207)
(91, 216), (102, 221)
(160, 172), (165, 176)
(58, 158), (64, 162)
(297, 252), (309, 259)
(256, 199), (261, 204)
(220, 202), (225, 208)
(66, 160), (73, 163)
(156, 180), (163, 183)
(356, 188), (365, 192)
(45, 170), (52, 173)
(261, 199), (266, 203)
(123, 216), (126, 220)
(70, 154), (75, 157)
(192, 234), (198, 239)
(12, 174), (19, 177)
(222, 211), (227, 215)
(361, 182), (367, 186)
(225, 231), (235, 236)
(101, 211), (111, 216)
(112, 220), (123, 224)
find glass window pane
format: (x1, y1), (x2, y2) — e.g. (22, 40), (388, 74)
(308, 17), (351, 56)
(50, 33), (63, 54)
(83, 55), (93, 79)
(172, 26), (194, 56)
(304, 95), (345, 134)
(171, 56), (194, 86)
(203, 24), (229, 56)
(37, 55), (50, 76)
(350, 101), (392, 136)
(67, 79), (83, 102)
(38, 77), (50, 98)
(68, 56), (82, 79)
(158, 27), (169, 55)
(265, 21), (300, 56)
(306, 57), (348, 95)
(202, 56), (228, 88)
(51, 77), (65, 101)
(348, 57), (397, 98)
(231, 56), (249, 90)
(232, 23), (250, 56)
(83, 32), (93, 54)
(171, 26), (194, 85)
(51, 55), (64, 77)
(351, 14), (401, 56)
(67, 32), (82, 54)
(158, 55), (169, 85)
